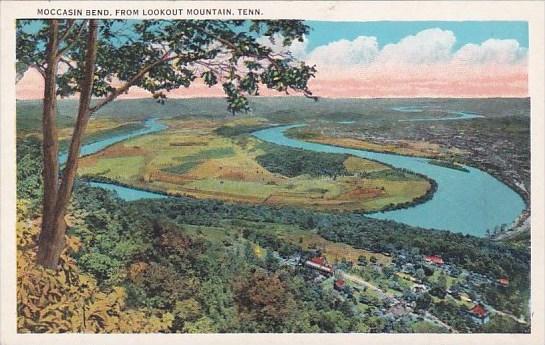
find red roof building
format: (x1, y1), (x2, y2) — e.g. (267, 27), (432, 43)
(311, 256), (327, 266)
(304, 256), (333, 275)
(466, 304), (490, 324)
(334, 279), (346, 291)
(497, 277), (510, 287)
(424, 255), (444, 266)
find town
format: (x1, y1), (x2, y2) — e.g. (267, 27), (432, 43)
(274, 246), (527, 332)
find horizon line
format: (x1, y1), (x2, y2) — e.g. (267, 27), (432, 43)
(16, 95), (531, 102)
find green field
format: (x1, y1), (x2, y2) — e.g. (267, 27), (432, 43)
(77, 117), (431, 212)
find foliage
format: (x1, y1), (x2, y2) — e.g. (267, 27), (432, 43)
(16, 20), (317, 114)
(215, 123), (272, 137)
(480, 314), (529, 333)
(16, 201), (173, 333)
(233, 269), (296, 331)
(15, 138), (531, 333)
(16, 137), (43, 209)
(256, 145), (349, 177)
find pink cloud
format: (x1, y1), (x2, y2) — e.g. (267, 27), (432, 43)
(16, 28), (528, 100)
(16, 62), (527, 100)
(309, 63), (527, 98)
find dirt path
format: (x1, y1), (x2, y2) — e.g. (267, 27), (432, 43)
(484, 303), (527, 324)
(340, 272), (393, 300)
(341, 271), (458, 333)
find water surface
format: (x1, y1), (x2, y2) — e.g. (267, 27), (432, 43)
(74, 116), (525, 236)
(59, 118), (167, 164)
(253, 125), (525, 236)
(393, 106), (485, 121)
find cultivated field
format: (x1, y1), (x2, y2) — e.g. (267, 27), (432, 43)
(78, 118), (431, 212)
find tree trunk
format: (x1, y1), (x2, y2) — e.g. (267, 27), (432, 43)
(37, 20), (99, 269)
(37, 20), (61, 269)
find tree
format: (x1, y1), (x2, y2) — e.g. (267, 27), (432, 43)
(233, 270), (296, 331)
(415, 268), (426, 281)
(415, 292), (432, 311)
(437, 271), (448, 290)
(16, 19), (317, 269)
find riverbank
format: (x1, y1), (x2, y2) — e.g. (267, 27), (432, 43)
(71, 113), (526, 236)
(254, 125), (526, 236)
(78, 119), (430, 213)
(286, 126), (530, 227)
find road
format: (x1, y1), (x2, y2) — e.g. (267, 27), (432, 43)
(341, 271), (458, 333)
(483, 303), (527, 325)
(340, 272), (393, 300)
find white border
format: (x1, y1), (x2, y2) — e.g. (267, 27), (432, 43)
(1, 2), (544, 345)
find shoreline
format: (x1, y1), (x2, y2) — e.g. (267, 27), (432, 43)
(287, 129), (530, 208)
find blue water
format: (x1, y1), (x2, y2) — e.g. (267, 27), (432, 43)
(393, 106), (485, 121)
(59, 118), (167, 165)
(88, 181), (168, 201)
(72, 118), (170, 200)
(76, 116), (525, 236)
(252, 125), (525, 236)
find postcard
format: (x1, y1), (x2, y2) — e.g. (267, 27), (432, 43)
(1, 1), (544, 344)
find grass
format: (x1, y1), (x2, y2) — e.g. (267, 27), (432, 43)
(288, 128), (456, 159)
(427, 270), (460, 289)
(78, 118), (431, 212)
(163, 147), (236, 174)
(258, 223), (392, 266)
(411, 320), (448, 333)
(344, 156), (389, 173)
(80, 156), (145, 180)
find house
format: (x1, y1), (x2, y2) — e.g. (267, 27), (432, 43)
(304, 256), (334, 275)
(412, 283), (429, 293)
(333, 279), (346, 291)
(424, 255), (444, 266)
(311, 256), (327, 266)
(401, 263), (415, 274)
(497, 277), (510, 287)
(387, 302), (406, 317)
(466, 304), (490, 325)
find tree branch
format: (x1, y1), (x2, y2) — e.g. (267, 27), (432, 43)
(58, 20), (76, 43)
(57, 21), (87, 57)
(194, 27), (279, 68)
(59, 57), (77, 70)
(194, 26), (317, 99)
(32, 63), (46, 78)
(89, 55), (178, 114)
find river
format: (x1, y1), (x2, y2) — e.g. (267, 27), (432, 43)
(82, 117), (526, 237)
(392, 106), (485, 121)
(253, 125), (525, 236)
(59, 118), (167, 165)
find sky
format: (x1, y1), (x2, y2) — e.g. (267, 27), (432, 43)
(16, 21), (529, 99)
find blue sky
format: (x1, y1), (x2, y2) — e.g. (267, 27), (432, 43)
(305, 21), (528, 50)
(22, 20), (528, 50)
(18, 19), (529, 98)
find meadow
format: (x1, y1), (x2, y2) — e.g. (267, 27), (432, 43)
(77, 117), (431, 212)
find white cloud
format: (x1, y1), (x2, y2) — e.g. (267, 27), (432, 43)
(257, 28), (528, 69)
(256, 34), (308, 60)
(377, 28), (456, 64)
(453, 39), (527, 65)
(306, 36), (380, 66)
